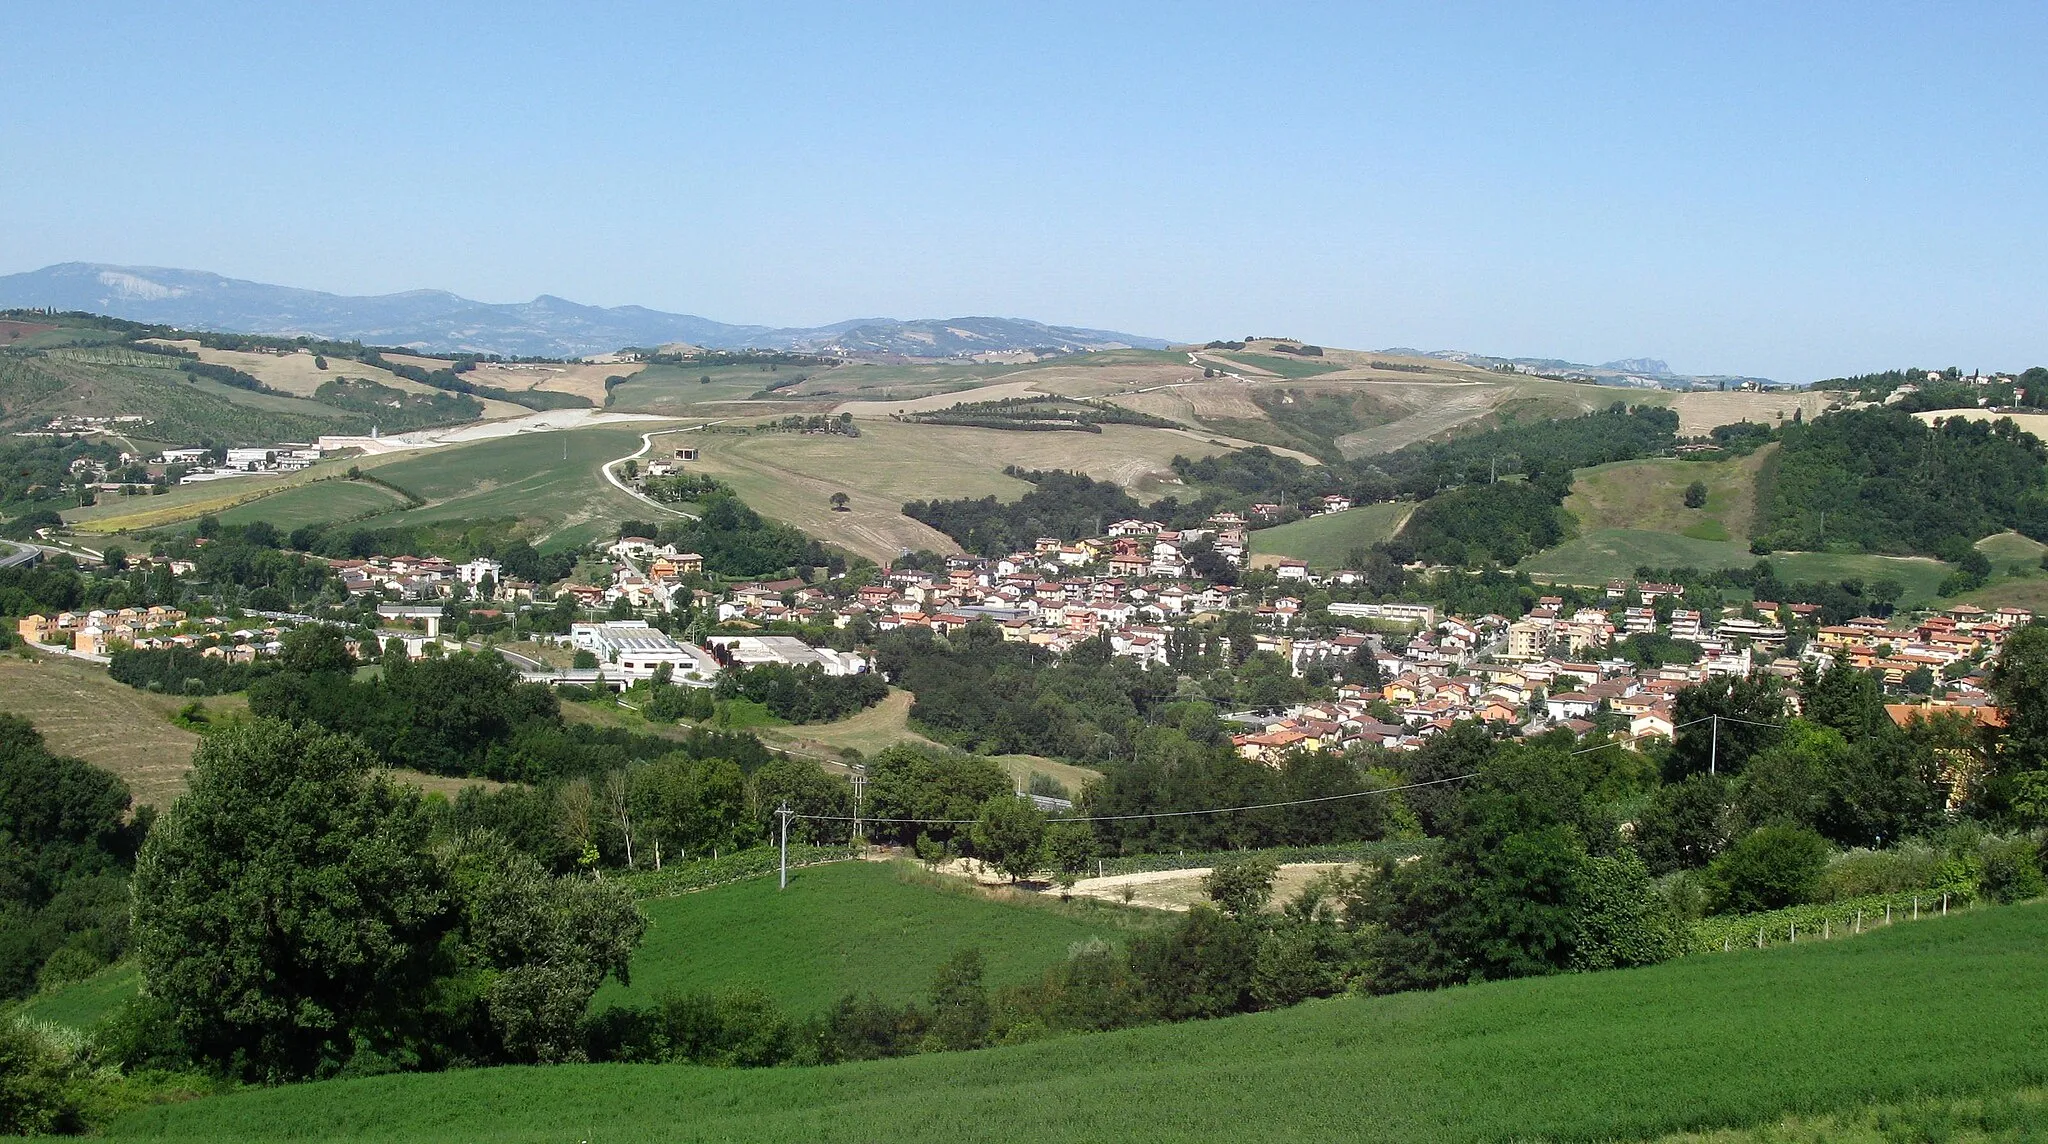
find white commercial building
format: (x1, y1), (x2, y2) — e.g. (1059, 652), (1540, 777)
(705, 634), (868, 676)
(569, 621), (704, 680)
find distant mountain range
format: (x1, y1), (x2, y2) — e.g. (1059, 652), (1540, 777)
(0, 263), (1170, 359)
(1387, 347), (1780, 390)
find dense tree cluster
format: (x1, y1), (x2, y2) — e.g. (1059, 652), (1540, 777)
(1755, 409), (2048, 557)
(712, 662), (887, 724)
(0, 716), (143, 1001)
(624, 495), (842, 579)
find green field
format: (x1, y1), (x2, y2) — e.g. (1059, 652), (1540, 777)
(596, 860), (1155, 1015)
(109, 902), (2048, 1143)
(1566, 449), (1771, 543)
(1213, 351), (1349, 378)
(1517, 527), (1752, 584)
(215, 478), (414, 530)
(1249, 502), (1416, 568)
(1768, 550), (1953, 606)
(17, 962), (140, 1029)
(361, 424), (679, 550)
(1519, 527), (1956, 603)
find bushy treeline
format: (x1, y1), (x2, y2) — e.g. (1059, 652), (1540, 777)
(0, 555), (181, 621)
(357, 349), (592, 412)
(621, 495), (844, 579)
(1385, 475), (1573, 567)
(0, 438), (124, 514)
(108, 648), (269, 696)
(878, 626), (1176, 761)
(311, 376), (483, 430)
(1359, 403), (1679, 497)
(712, 662), (887, 723)
(1755, 408), (2048, 557)
(0, 716), (144, 1002)
(245, 627), (764, 783)
(905, 469), (1149, 557)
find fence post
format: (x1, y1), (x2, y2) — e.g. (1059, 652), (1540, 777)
(1757, 927), (1764, 949)
(1942, 893), (1948, 915)
(1856, 909), (1862, 934)
(1824, 918), (1829, 940)
(1914, 896), (1920, 920)
(1723, 935), (1730, 952)
(1790, 922), (1796, 944)
(1886, 904), (1892, 924)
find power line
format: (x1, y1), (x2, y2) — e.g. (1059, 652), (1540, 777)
(791, 771), (1485, 828)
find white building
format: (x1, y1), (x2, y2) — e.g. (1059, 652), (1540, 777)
(706, 634), (868, 677)
(457, 558), (503, 586)
(568, 621), (703, 680)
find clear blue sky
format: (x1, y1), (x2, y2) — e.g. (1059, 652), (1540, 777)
(4, 2), (2043, 380)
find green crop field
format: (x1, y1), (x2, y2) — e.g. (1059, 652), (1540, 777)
(1518, 527), (1752, 584)
(108, 902), (2048, 1144)
(214, 478), (414, 530)
(1212, 351), (1349, 378)
(17, 962), (140, 1029)
(596, 860), (1155, 1016)
(360, 424), (679, 550)
(1249, 502), (1416, 568)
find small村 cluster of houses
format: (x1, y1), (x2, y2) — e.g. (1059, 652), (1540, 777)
(329, 554), (543, 602)
(15, 605), (292, 660)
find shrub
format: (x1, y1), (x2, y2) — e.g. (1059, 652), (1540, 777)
(1978, 838), (2047, 904)
(1708, 825), (1830, 913)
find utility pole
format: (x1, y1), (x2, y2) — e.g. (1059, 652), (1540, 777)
(1709, 714), (1719, 776)
(850, 765), (868, 851)
(777, 801), (792, 889)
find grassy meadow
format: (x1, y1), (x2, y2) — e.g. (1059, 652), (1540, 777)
(359, 423), (677, 549)
(1249, 502), (1416, 568)
(596, 860), (1158, 1015)
(213, 478), (413, 530)
(108, 901), (2048, 1144)
(1565, 448), (1771, 543)
(673, 419), (1222, 564)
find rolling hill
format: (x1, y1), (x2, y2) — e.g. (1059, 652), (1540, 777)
(104, 901), (2048, 1143)
(0, 264), (1170, 358)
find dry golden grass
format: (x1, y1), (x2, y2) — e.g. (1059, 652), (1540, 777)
(674, 419), (1231, 563)
(0, 653), (200, 810)
(1660, 389), (1838, 435)
(0, 656), (504, 809)
(145, 340), (527, 419)
(463, 360), (644, 405)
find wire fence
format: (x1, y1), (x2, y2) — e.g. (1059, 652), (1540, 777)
(1686, 888), (1981, 954)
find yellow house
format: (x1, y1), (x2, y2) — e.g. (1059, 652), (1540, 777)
(16, 614), (51, 643)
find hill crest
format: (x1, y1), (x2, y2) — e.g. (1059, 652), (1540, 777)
(0, 263), (1169, 360)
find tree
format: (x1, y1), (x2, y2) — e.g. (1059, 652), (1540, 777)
(1991, 625), (2048, 824)
(1707, 824), (1829, 913)
(1202, 853), (1280, 918)
(1043, 820), (1095, 889)
(971, 795), (1046, 882)
(1683, 481), (1708, 509)
(924, 948), (990, 1051)
(829, 492), (851, 512)
(131, 719), (451, 1079)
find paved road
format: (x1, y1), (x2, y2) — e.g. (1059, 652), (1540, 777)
(0, 540), (40, 569)
(600, 422), (725, 521)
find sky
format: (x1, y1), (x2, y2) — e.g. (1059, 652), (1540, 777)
(3, 2), (2044, 381)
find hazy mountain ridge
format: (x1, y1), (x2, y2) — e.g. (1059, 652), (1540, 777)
(0, 263), (1169, 359)
(1382, 347), (1780, 389)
